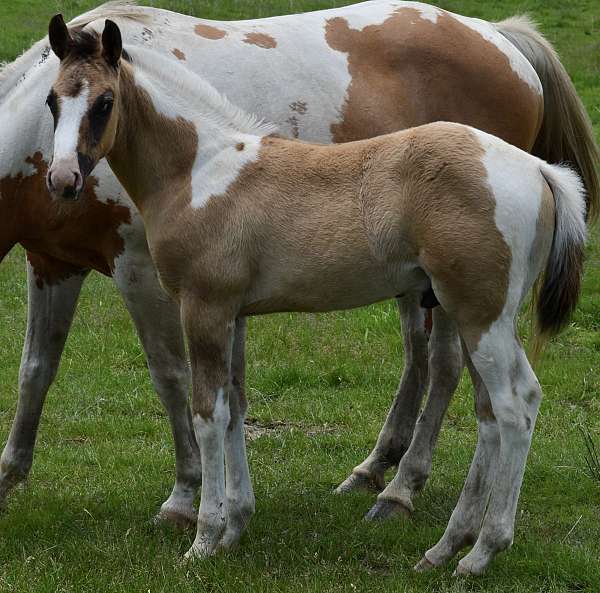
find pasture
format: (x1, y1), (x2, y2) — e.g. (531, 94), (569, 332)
(0, 0), (599, 591)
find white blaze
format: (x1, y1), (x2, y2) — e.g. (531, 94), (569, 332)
(53, 81), (90, 162)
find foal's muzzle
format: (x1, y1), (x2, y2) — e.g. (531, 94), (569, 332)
(46, 159), (84, 201)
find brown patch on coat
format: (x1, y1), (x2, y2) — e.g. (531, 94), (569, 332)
(325, 8), (542, 149)
(194, 23), (227, 40)
(0, 152), (132, 281)
(287, 115), (300, 138)
(358, 123), (512, 347)
(171, 48), (186, 61)
(290, 101), (307, 115)
(243, 32), (277, 49)
(287, 102), (308, 139)
(26, 252), (87, 289)
(151, 124), (509, 350)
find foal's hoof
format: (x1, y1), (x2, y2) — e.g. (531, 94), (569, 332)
(453, 556), (486, 577)
(335, 472), (384, 494)
(153, 507), (197, 530)
(364, 497), (412, 522)
(414, 556), (436, 573)
(183, 541), (218, 562)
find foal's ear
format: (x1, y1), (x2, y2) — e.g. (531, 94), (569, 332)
(102, 20), (122, 68)
(48, 14), (72, 61)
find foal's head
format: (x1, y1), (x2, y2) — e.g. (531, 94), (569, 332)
(46, 15), (123, 200)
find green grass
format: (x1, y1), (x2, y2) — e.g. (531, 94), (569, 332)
(1, 0), (599, 591)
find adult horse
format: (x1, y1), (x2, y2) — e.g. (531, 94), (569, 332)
(0, 1), (597, 525)
(45, 16), (587, 574)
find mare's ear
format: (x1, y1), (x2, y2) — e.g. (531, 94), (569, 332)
(102, 20), (122, 68)
(49, 14), (72, 61)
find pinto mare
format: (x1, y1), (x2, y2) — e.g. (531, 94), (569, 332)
(45, 19), (587, 575)
(1, 2), (598, 526)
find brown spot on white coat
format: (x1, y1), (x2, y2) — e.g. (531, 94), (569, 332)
(243, 32), (277, 49)
(194, 24), (227, 40)
(172, 48), (186, 61)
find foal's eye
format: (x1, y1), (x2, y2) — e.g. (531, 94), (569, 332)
(93, 93), (114, 117)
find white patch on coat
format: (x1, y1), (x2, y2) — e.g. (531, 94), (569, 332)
(191, 134), (263, 209)
(126, 46), (275, 210)
(53, 81), (90, 162)
(474, 126), (545, 312)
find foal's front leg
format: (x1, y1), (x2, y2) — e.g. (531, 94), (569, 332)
(219, 317), (255, 550)
(182, 301), (237, 559)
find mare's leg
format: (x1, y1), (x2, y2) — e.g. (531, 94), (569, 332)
(0, 256), (87, 507)
(336, 295), (429, 493)
(218, 317), (255, 550)
(112, 250), (202, 527)
(366, 307), (463, 519)
(182, 300), (236, 559)
(418, 326), (541, 575)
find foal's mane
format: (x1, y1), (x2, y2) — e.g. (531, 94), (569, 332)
(0, 1), (149, 102)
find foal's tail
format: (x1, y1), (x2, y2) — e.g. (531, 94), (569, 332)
(532, 163), (586, 357)
(496, 16), (600, 223)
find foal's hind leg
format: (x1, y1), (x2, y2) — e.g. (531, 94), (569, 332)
(336, 295), (429, 494)
(366, 307), (463, 519)
(456, 332), (541, 575)
(418, 325), (541, 575)
(415, 346), (500, 571)
(0, 259), (87, 509)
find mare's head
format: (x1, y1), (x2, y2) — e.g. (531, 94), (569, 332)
(46, 15), (122, 200)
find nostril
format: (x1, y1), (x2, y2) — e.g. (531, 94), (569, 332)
(73, 171), (81, 190)
(47, 171), (54, 190)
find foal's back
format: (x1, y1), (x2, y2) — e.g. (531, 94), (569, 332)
(180, 122), (552, 319)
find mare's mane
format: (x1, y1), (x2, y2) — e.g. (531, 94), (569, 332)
(0, 1), (149, 102)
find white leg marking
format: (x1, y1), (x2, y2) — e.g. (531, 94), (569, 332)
(186, 388), (230, 559)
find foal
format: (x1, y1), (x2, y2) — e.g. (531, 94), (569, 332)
(46, 18), (586, 575)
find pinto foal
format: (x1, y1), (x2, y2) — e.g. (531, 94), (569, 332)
(46, 18), (586, 575)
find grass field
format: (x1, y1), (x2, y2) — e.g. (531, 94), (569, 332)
(1, 0), (599, 591)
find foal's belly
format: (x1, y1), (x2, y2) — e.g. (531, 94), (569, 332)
(240, 254), (428, 315)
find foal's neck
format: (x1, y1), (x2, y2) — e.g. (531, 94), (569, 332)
(107, 61), (269, 215)
(107, 64), (199, 213)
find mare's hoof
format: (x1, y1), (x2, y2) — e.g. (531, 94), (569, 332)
(153, 507), (197, 530)
(364, 497), (412, 521)
(335, 472), (384, 494)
